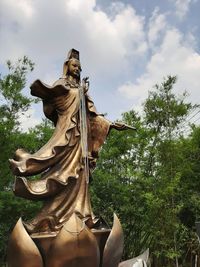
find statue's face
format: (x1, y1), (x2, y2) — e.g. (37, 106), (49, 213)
(68, 59), (81, 79)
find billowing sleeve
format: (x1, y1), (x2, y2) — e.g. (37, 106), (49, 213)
(30, 79), (69, 125)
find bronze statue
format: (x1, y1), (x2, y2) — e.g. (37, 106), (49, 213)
(7, 49), (147, 267)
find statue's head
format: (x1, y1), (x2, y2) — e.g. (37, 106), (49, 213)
(63, 49), (82, 81)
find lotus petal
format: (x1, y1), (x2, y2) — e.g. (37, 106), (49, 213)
(7, 218), (43, 267)
(102, 213), (124, 267)
(46, 213), (100, 267)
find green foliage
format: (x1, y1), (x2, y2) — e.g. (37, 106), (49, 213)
(0, 56), (36, 131)
(0, 57), (53, 264)
(144, 76), (192, 133)
(0, 57), (36, 188)
(91, 75), (200, 266)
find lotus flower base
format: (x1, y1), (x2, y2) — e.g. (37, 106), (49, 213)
(7, 214), (125, 267)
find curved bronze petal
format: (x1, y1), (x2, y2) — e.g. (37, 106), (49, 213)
(102, 214), (124, 267)
(7, 218), (43, 267)
(46, 213), (100, 267)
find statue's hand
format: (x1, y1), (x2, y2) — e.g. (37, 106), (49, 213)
(111, 122), (136, 131)
(82, 77), (89, 93)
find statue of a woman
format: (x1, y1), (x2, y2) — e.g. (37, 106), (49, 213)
(9, 49), (133, 237)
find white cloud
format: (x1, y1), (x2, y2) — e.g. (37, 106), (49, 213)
(0, 0), (147, 82)
(148, 8), (167, 49)
(0, 0), (199, 122)
(16, 0), (34, 18)
(0, 0), (149, 122)
(172, 0), (194, 19)
(118, 27), (200, 110)
(0, 0), (34, 22)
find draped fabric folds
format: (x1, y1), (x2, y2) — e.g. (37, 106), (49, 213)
(9, 79), (111, 235)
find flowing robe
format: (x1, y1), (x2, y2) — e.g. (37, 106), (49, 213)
(10, 78), (112, 235)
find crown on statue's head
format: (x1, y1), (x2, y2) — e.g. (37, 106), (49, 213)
(67, 48), (80, 61)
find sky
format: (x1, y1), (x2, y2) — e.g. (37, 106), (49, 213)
(0, 0), (200, 131)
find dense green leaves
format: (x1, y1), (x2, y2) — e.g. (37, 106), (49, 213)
(0, 56), (36, 131)
(0, 58), (53, 264)
(91, 76), (200, 266)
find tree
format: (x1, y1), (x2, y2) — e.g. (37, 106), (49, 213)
(0, 57), (54, 265)
(0, 56), (35, 130)
(0, 56), (37, 188)
(142, 77), (198, 266)
(91, 76), (198, 266)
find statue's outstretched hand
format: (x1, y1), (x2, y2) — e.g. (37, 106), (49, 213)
(111, 122), (136, 131)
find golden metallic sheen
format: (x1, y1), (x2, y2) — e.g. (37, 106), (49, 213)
(8, 49), (135, 267)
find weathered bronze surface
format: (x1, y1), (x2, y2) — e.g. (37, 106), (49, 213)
(8, 49), (137, 267)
